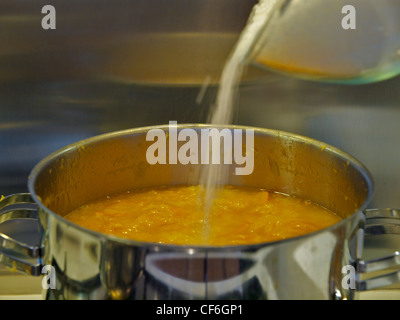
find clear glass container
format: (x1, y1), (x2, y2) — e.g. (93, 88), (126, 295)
(247, 0), (400, 84)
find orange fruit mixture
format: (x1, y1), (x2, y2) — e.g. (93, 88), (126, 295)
(64, 185), (341, 245)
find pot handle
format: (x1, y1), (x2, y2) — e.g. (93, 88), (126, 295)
(356, 208), (400, 292)
(0, 193), (44, 276)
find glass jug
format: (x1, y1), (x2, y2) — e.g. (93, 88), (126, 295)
(246, 0), (400, 84)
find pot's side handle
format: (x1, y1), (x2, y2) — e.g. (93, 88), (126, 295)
(356, 208), (400, 292)
(0, 193), (44, 276)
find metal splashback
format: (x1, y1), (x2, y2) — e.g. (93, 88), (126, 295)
(0, 0), (256, 194)
(0, 0), (258, 84)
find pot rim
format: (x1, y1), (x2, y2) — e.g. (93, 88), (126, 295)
(27, 123), (375, 252)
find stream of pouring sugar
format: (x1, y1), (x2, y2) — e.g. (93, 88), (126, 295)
(199, 0), (284, 241)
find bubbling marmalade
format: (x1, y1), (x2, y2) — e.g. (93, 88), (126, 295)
(64, 185), (341, 245)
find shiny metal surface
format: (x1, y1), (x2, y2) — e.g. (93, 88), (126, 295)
(1, 124), (394, 300)
(0, 193), (42, 270)
(1, 0), (400, 207)
(0, 0), (257, 85)
(0, 0), (400, 299)
(0, 0), (257, 196)
(238, 75), (400, 210)
(357, 209), (400, 291)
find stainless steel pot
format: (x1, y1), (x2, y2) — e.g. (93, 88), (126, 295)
(1, 124), (399, 300)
